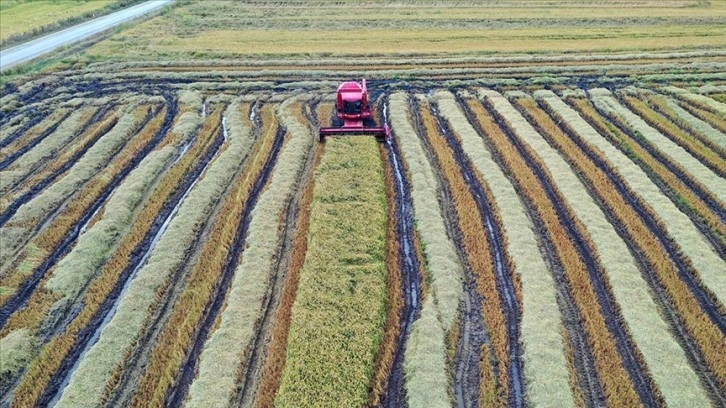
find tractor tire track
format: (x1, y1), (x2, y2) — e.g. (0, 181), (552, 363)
(0, 107), (50, 149)
(0, 110), (73, 171)
(457, 97), (606, 408)
(234, 101), (317, 408)
(165, 117), (286, 408)
(379, 97), (422, 408)
(434, 98), (524, 408)
(408, 96), (491, 408)
(589, 100), (726, 224)
(101, 117), (231, 408)
(483, 98), (659, 407)
(538, 99), (726, 405)
(0, 108), (120, 228)
(0, 97), (175, 328)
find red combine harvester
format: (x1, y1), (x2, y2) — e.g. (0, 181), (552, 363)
(319, 79), (390, 143)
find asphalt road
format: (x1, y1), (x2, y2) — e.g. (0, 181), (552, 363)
(0, 0), (175, 71)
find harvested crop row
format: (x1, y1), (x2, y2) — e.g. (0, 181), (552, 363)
(477, 90), (641, 407)
(417, 95), (508, 406)
(639, 92), (726, 155)
(274, 135), (387, 407)
(566, 95), (726, 253)
(53, 103), (240, 407)
(507, 93), (665, 406)
(525, 92), (712, 406)
(436, 91), (574, 407)
(0, 108), (73, 171)
(0, 107), (97, 188)
(620, 94), (725, 177)
(6, 140), (179, 407)
(554, 92), (726, 310)
(7, 97), (213, 408)
(186, 98), (314, 407)
(0, 127), (180, 339)
(254, 140), (322, 408)
(0, 105), (160, 308)
(389, 92), (462, 407)
(591, 90), (726, 203)
(661, 86), (726, 116)
(0, 112), (120, 215)
(130, 103), (277, 407)
(0, 105), (150, 269)
(671, 97), (726, 135)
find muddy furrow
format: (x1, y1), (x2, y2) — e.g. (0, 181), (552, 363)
(589, 100), (726, 224)
(0, 111), (122, 228)
(100, 117), (230, 408)
(5, 105), (116, 191)
(0, 107), (50, 149)
(380, 100), (422, 408)
(457, 97), (606, 408)
(0, 97), (175, 328)
(1, 110), (118, 201)
(407, 96), (491, 408)
(483, 98), (658, 407)
(164, 121), (286, 408)
(34, 101), (220, 407)
(0, 110), (73, 171)
(540, 98), (726, 333)
(434, 99), (524, 407)
(234, 100), (316, 407)
(539, 99), (726, 404)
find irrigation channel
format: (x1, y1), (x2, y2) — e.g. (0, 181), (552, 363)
(380, 100), (423, 408)
(0, 97), (176, 329)
(481, 98), (659, 407)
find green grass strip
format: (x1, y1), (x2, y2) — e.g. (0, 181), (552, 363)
(275, 137), (387, 408)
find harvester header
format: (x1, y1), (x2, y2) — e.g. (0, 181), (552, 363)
(319, 79), (390, 142)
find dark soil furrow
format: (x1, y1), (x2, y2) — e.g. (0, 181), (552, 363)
(380, 99), (422, 408)
(0, 110), (73, 171)
(234, 101), (317, 408)
(0, 109), (121, 228)
(482, 97), (658, 407)
(100, 114), (230, 408)
(0, 107), (49, 149)
(589, 99), (726, 224)
(0, 97), (174, 328)
(537, 99), (726, 405)
(408, 96), (491, 408)
(164, 123), (285, 407)
(435, 98), (524, 408)
(457, 97), (607, 408)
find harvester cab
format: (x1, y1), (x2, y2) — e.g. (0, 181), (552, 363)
(319, 79), (390, 143)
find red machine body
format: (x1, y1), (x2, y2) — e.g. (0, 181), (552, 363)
(319, 79), (390, 142)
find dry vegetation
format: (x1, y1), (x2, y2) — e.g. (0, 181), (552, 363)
(1, 1), (725, 406)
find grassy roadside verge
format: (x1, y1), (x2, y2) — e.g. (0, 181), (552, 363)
(0, 0), (148, 49)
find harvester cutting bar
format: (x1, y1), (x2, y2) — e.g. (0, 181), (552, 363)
(319, 125), (390, 142)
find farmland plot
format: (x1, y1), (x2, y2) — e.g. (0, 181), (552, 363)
(1, 56), (725, 408)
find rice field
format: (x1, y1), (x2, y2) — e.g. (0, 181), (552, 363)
(1, 1), (726, 407)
